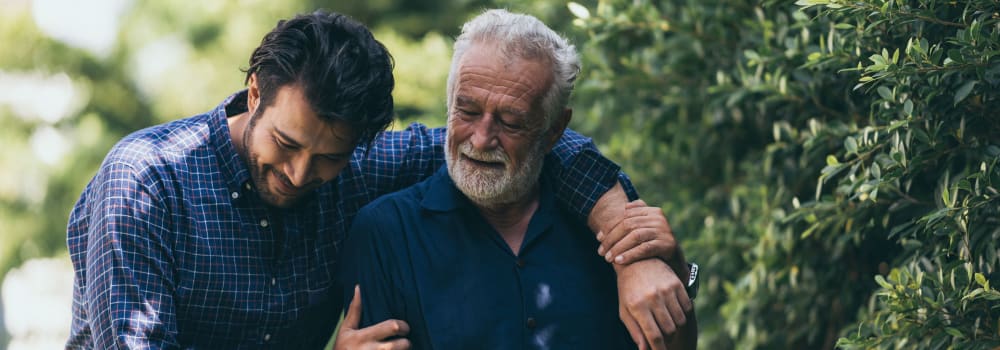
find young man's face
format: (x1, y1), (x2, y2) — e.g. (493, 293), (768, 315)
(445, 44), (560, 206)
(243, 82), (357, 208)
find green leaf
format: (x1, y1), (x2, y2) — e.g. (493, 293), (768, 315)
(903, 99), (913, 116)
(845, 136), (858, 155)
(975, 273), (987, 287)
(826, 155), (839, 166)
(875, 275), (892, 289)
(877, 86), (893, 101)
(954, 80), (977, 105)
(944, 327), (964, 338)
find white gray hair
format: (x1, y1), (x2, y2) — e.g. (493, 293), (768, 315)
(446, 9), (581, 130)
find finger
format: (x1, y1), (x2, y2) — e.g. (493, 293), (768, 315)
(624, 203), (656, 218)
(342, 285), (362, 330)
(614, 240), (667, 265)
(661, 288), (687, 331)
(599, 212), (627, 243)
(609, 225), (671, 264)
(605, 226), (650, 263)
(381, 337), (412, 350)
(597, 231), (606, 256)
(652, 308), (678, 347)
(601, 217), (633, 262)
(634, 309), (667, 350)
(620, 307), (648, 350)
(361, 319), (411, 340)
(626, 199), (647, 209)
(609, 219), (676, 263)
(681, 291), (694, 313)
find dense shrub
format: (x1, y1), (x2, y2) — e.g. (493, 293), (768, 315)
(566, 0), (999, 348)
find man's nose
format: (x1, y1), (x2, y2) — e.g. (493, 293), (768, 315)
(470, 114), (499, 150)
(286, 154), (313, 188)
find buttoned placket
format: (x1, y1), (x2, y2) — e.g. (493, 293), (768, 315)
(515, 255), (538, 336)
(235, 180), (283, 347)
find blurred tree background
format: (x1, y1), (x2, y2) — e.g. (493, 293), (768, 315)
(0, 0), (997, 349)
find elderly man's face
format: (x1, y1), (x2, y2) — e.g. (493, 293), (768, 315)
(445, 44), (555, 206)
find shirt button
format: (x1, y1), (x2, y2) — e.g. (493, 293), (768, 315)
(230, 191), (240, 199)
(526, 317), (537, 329)
(263, 333), (271, 341)
(260, 219), (269, 228)
(271, 278), (276, 286)
(245, 182), (253, 190)
(516, 258), (526, 268)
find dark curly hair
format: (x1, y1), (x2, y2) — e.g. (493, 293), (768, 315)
(244, 10), (395, 147)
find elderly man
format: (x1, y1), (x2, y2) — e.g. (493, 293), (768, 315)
(339, 9), (697, 350)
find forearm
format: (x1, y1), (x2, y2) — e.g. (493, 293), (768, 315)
(588, 182), (628, 237)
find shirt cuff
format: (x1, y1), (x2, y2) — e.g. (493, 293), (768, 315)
(555, 148), (640, 221)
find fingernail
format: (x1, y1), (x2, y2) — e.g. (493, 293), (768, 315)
(615, 255), (624, 264)
(597, 246), (605, 256)
(605, 252), (612, 261)
(596, 231), (605, 241)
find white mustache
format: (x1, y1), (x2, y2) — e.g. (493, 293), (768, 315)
(459, 142), (508, 164)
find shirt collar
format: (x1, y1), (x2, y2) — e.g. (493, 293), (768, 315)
(420, 165), (468, 212)
(210, 90), (253, 193)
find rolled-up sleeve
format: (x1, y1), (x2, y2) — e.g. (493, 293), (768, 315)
(547, 129), (640, 221)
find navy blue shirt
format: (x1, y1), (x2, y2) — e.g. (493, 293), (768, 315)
(66, 91), (637, 349)
(340, 166), (635, 350)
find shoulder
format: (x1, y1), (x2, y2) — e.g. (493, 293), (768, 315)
(353, 182), (427, 231)
(99, 114), (215, 184)
(106, 115), (212, 165)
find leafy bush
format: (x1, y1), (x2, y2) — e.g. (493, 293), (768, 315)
(565, 0), (999, 348)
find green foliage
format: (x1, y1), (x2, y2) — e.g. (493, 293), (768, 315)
(567, 0), (1000, 348)
(4, 0), (998, 349)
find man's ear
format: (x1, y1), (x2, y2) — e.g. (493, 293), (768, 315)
(247, 73), (261, 114)
(544, 108), (573, 153)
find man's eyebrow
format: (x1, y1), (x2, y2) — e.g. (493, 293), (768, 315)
(455, 95), (527, 118)
(497, 107), (528, 119)
(454, 95), (477, 107)
(274, 128), (304, 147)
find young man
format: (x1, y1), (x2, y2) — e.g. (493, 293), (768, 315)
(66, 10), (686, 349)
(339, 10), (696, 350)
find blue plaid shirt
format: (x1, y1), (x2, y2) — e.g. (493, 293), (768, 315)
(66, 90), (635, 349)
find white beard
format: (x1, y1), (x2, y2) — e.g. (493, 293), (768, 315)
(445, 136), (546, 208)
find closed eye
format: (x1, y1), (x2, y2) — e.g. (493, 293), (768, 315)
(457, 109), (480, 118)
(500, 119), (525, 131)
(273, 135), (298, 150)
(321, 155), (347, 162)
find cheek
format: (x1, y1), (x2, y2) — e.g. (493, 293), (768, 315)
(501, 137), (531, 164)
(249, 136), (285, 166)
(448, 123), (474, 145)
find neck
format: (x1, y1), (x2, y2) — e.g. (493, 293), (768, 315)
(474, 186), (540, 255)
(227, 111), (251, 158)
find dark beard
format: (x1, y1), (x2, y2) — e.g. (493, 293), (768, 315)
(240, 109), (318, 209)
(242, 109), (283, 207)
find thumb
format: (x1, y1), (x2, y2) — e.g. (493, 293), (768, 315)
(342, 285), (362, 330)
